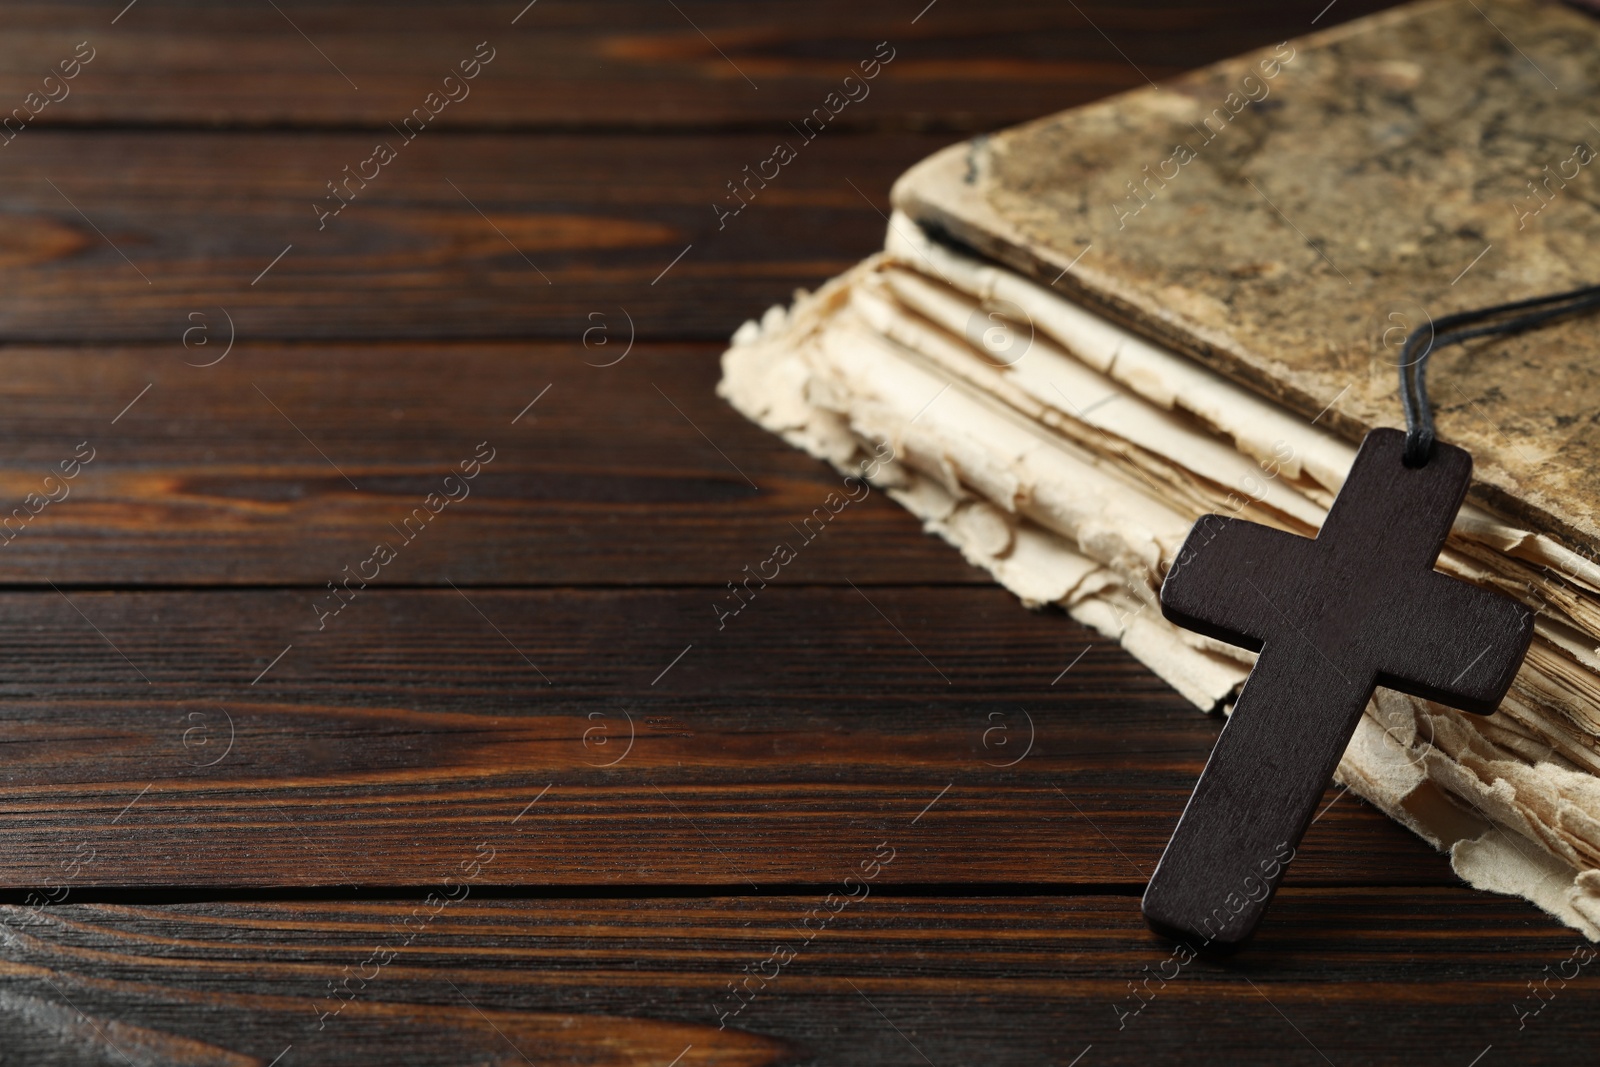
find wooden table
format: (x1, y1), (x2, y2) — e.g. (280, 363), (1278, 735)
(1, 2), (1593, 1063)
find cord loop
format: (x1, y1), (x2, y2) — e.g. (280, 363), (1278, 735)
(1399, 283), (1600, 467)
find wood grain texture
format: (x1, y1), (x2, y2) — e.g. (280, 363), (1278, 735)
(0, 343), (982, 585)
(0, 131), (943, 342)
(0, 586), (1448, 888)
(0, 0), (1401, 130)
(0, 890), (1592, 1066)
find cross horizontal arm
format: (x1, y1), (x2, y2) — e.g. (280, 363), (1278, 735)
(1373, 569), (1533, 713)
(1160, 513), (1318, 652)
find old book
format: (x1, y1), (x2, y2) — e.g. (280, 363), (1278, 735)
(721, 0), (1600, 935)
(897, 0), (1600, 549)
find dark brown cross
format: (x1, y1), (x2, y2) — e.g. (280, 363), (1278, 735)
(1143, 428), (1532, 949)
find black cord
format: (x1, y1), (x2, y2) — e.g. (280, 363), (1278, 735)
(1400, 282), (1600, 467)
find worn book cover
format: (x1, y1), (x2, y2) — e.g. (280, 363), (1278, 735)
(892, 0), (1600, 554)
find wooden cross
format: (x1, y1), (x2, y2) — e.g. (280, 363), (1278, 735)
(1143, 428), (1533, 949)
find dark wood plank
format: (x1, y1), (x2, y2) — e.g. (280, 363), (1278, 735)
(0, 130), (939, 341)
(0, 1), (1405, 131)
(0, 888), (1584, 1065)
(0, 586), (1451, 888)
(0, 342), (980, 585)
